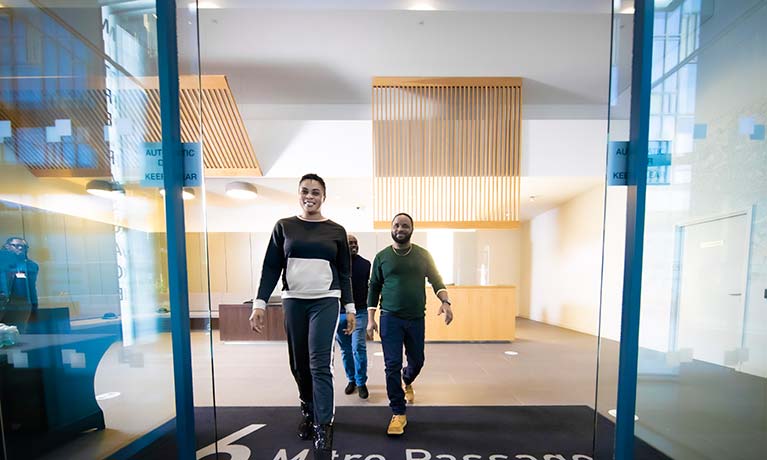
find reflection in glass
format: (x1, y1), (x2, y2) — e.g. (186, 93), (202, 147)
(0, 2), (180, 458)
(635, 0), (767, 458)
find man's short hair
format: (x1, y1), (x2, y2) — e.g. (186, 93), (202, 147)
(5, 236), (26, 246)
(299, 173), (326, 195)
(391, 213), (414, 227)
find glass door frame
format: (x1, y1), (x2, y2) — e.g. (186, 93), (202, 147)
(155, 0), (196, 459)
(148, 1), (660, 459)
(614, 0), (655, 459)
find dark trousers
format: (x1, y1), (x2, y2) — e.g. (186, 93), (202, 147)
(283, 297), (340, 425)
(380, 312), (425, 415)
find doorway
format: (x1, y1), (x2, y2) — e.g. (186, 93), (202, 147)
(671, 209), (753, 369)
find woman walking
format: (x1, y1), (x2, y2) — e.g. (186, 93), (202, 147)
(250, 173), (355, 460)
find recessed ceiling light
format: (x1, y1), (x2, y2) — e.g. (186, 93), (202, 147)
(225, 181), (258, 200)
(409, 2), (435, 11)
(86, 180), (124, 198)
(504, 351), (519, 356)
(189, 1), (219, 12)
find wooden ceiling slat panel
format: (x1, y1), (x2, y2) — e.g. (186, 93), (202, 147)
(212, 89), (246, 168)
(1, 76), (260, 178)
(210, 91), (235, 167)
(372, 77), (521, 228)
(222, 87), (256, 168)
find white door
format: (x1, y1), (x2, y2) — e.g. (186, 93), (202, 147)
(676, 212), (749, 368)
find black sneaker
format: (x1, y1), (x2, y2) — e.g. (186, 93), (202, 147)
(313, 423), (334, 460)
(357, 385), (369, 399)
(297, 403), (313, 440)
(344, 382), (356, 395)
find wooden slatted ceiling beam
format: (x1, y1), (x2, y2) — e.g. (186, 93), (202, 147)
(2, 75), (261, 178)
(372, 77), (521, 229)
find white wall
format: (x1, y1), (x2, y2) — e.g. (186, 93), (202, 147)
(521, 185), (611, 336)
(191, 228), (521, 312)
(521, 119), (608, 177)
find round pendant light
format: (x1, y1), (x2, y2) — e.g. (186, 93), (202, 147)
(225, 181), (258, 200)
(85, 180), (124, 198)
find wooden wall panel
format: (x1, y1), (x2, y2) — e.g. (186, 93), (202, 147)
(372, 77), (521, 228)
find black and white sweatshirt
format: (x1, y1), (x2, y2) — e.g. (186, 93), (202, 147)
(253, 216), (355, 314)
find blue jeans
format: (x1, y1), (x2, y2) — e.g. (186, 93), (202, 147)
(335, 311), (368, 386)
(380, 313), (425, 415)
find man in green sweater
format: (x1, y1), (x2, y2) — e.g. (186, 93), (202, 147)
(366, 213), (454, 436)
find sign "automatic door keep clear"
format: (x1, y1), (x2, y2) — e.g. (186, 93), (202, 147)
(608, 140), (671, 186)
(140, 142), (202, 187)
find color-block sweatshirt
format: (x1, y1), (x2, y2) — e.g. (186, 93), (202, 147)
(253, 216), (355, 314)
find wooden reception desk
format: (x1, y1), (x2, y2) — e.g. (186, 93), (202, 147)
(219, 304), (286, 341)
(422, 285), (516, 342)
(220, 285), (516, 343)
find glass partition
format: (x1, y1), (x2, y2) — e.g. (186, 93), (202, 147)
(635, 0), (767, 458)
(593, 3), (634, 458)
(0, 1), (206, 458)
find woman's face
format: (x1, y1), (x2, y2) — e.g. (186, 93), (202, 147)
(298, 179), (325, 214)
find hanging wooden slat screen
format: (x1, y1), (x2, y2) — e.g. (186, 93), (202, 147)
(372, 77), (521, 229)
(0, 75), (260, 178)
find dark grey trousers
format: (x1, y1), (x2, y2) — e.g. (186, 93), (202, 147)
(283, 297), (340, 425)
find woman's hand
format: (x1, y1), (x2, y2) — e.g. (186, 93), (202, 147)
(249, 308), (265, 333)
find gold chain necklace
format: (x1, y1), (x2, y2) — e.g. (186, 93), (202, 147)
(392, 245), (412, 256)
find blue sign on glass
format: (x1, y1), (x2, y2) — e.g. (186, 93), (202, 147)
(647, 140), (671, 185)
(607, 141), (629, 185)
(140, 142), (202, 187)
(608, 140), (672, 186)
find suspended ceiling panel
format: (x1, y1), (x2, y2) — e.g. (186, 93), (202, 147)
(0, 75), (260, 178)
(372, 77), (522, 229)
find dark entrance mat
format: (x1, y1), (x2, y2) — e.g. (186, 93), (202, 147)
(115, 406), (669, 460)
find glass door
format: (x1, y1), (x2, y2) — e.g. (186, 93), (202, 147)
(634, 0), (767, 458)
(0, 0), (213, 458)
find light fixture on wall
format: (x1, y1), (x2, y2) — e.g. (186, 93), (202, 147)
(85, 180), (124, 198)
(225, 181), (258, 200)
(160, 188), (196, 200)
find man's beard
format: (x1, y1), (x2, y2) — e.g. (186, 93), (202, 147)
(391, 231), (412, 244)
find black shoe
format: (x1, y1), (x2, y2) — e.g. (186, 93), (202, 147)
(313, 423), (333, 460)
(357, 384), (369, 399)
(298, 403), (313, 440)
(344, 382), (356, 395)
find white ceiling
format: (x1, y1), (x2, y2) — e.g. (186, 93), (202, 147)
(179, 1), (616, 224)
(189, 6), (613, 106)
(185, 0), (612, 13)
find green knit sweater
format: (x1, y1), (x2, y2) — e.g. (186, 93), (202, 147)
(367, 244), (447, 319)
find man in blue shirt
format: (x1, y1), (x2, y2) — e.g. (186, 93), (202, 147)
(336, 234), (371, 399)
(0, 237), (39, 331)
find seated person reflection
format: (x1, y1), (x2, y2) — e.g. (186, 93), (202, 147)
(0, 237), (39, 332)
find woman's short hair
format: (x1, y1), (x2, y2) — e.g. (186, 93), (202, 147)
(299, 173), (326, 195)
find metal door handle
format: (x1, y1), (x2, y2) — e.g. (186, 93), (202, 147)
(728, 293), (742, 296)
